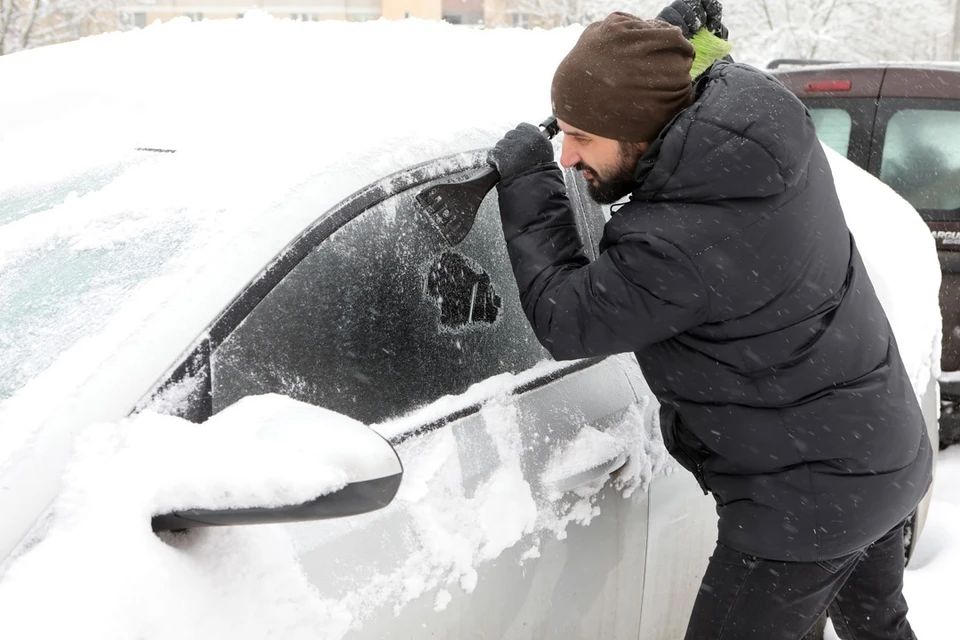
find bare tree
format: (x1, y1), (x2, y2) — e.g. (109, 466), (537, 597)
(727, 0), (953, 65)
(0, 0), (121, 56)
(0, 0), (16, 55)
(500, 0), (955, 64)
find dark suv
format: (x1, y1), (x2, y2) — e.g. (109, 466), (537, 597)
(771, 61), (960, 448)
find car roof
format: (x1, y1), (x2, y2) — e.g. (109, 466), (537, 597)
(770, 61), (960, 73)
(770, 61), (960, 99)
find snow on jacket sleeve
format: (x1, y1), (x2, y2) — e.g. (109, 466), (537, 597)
(496, 162), (710, 361)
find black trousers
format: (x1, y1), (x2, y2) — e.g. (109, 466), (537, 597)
(684, 522), (916, 640)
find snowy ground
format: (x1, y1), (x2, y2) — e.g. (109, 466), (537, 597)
(908, 448), (960, 636)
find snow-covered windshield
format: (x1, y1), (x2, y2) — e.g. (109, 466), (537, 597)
(0, 152), (197, 401)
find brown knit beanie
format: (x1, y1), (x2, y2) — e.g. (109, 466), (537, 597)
(551, 12), (695, 143)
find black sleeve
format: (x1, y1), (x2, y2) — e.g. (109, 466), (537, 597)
(496, 163), (710, 360)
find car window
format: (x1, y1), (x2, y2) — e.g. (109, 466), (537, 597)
(0, 153), (187, 403)
(809, 108), (853, 157)
(209, 172), (552, 424)
(880, 109), (960, 211)
(0, 151), (160, 226)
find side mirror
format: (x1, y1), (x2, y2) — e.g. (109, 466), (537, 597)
(151, 395), (403, 532)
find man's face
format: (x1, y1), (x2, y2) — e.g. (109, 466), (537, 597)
(557, 119), (649, 204)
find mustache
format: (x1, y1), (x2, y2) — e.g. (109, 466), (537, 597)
(575, 162), (596, 174)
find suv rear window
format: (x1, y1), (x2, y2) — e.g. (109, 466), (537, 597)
(809, 108), (852, 157)
(880, 109), (960, 212)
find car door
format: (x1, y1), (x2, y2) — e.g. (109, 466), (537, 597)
(142, 153), (655, 638)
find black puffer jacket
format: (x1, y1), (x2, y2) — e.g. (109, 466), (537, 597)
(496, 61), (933, 562)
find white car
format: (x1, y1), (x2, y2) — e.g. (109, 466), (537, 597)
(0, 15), (941, 640)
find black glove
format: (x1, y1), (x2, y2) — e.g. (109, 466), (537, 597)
(656, 0), (727, 39)
(488, 123), (554, 181)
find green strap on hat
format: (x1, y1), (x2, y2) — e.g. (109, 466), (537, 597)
(689, 28), (734, 79)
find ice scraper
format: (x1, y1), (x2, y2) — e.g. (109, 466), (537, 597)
(415, 115), (560, 246)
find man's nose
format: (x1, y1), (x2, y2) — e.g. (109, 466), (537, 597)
(559, 138), (580, 169)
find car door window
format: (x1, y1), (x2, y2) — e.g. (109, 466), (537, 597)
(880, 109), (960, 212)
(0, 151), (186, 403)
(790, 96), (877, 169)
(809, 108), (853, 157)
(209, 165), (551, 424)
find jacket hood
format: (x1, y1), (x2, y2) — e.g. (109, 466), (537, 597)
(632, 61), (818, 202)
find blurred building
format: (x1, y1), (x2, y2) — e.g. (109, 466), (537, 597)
(116, 0), (519, 25)
(118, 0), (386, 24)
(1, 0), (530, 56)
(113, 0), (540, 27)
(441, 0), (484, 24)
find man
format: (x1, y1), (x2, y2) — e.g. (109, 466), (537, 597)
(488, 6), (933, 640)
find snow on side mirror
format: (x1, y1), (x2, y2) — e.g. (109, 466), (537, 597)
(151, 394), (402, 532)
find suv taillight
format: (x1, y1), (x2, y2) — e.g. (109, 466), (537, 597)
(804, 80), (852, 92)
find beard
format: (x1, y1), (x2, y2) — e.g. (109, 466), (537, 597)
(577, 143), (645, 205)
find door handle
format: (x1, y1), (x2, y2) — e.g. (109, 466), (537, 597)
(543, 451), (628, 494)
